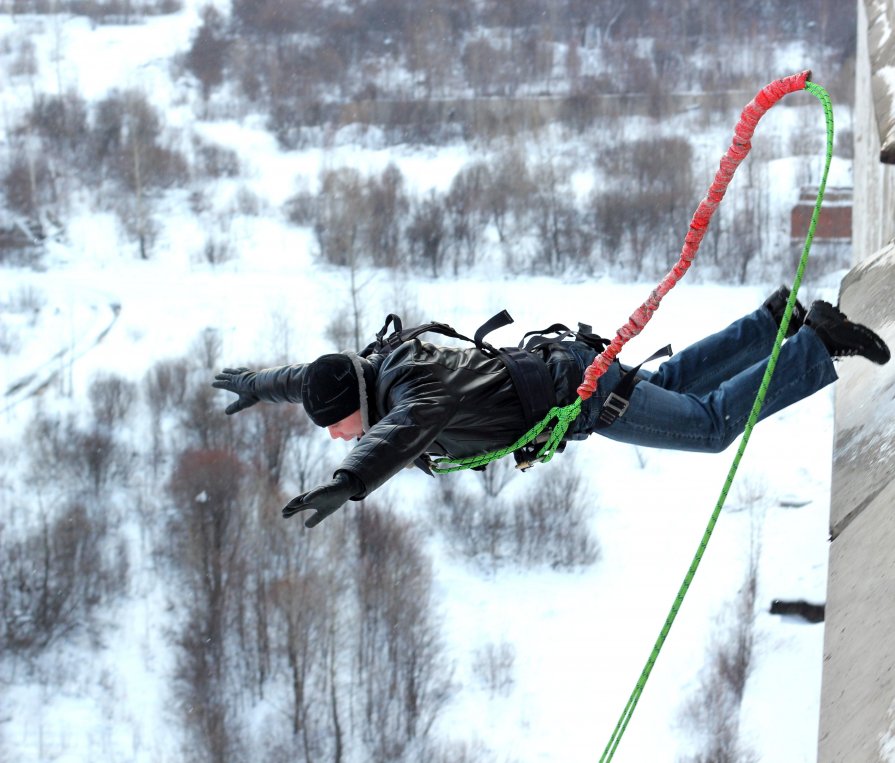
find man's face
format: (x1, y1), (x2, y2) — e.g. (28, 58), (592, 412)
(327, 409), (364, 441)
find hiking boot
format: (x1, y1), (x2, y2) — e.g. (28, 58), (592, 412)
(763, 285), (807, 338)
(805, 300), (891, 364)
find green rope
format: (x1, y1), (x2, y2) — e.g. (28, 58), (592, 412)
(430, 398), (582, 473)
(598, 80), (834, 762)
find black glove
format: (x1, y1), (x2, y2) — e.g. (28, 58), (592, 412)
(283, 472), (363, 528)
(212, 367), (260, 415)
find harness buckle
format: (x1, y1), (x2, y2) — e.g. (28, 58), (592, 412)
(601, 391), (630, 419)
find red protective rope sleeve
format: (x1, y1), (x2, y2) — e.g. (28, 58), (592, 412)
(577, 69), (812, 400)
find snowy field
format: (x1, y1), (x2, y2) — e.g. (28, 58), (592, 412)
(0, 4), (853, 762)
(0, 261), (841, 763)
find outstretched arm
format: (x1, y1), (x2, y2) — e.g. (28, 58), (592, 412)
(334, 371), (458, 496)
(282, 471), (365, 527)
(283, 369), (458, 527)
(212, 363), (307, 414)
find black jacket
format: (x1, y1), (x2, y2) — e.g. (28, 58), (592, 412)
(252, 339), (587, 498)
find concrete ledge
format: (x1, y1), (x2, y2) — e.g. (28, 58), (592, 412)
(818, 490), (895, 762)
(829, 243), (895, 539)
(818, 244), (895, 763)
(865, 0), (895, 163)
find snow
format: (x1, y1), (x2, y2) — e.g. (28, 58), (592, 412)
(881, 698), (895, 762)
(0, 5), (846, 762)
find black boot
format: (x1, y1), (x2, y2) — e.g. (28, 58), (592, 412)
(763, 285), (807, 338)
(805, 300), (891, 364)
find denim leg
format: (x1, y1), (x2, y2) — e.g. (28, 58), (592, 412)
(646, 307), (779, 395)
(575, 325), (837, 453)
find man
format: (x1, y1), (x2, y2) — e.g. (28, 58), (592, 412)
(213, 289), (889, 528)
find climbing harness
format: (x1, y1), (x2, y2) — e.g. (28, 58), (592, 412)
(361, 309), (671, 472)
(361, 309), (619, 472)
(597, 72), (834, 761)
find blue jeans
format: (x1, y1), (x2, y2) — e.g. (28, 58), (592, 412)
(568, 307), (838, 453)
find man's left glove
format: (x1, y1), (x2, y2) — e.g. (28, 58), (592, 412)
(283, 472), (364, 528)
(212, 367), (260, 415)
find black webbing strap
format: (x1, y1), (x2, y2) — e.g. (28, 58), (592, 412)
(473, 309), (514, 352)
(497, 346), (557, 429)
(520, 322), (610, 354)
(594, 344), (673, 430)
(366, 309), (557, 432)
(364, 315), (480, 358)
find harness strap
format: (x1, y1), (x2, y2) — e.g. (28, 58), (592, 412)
(366, 310), (663, 470)
(473, 309), (514, 352)
(521, 322), (610, 353)
(364, 316), (480, 358)
(497, 346), (557, 430)
(594, 344), (673, 430)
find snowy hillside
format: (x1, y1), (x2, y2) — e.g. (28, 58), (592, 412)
(0, 3), (854, 762)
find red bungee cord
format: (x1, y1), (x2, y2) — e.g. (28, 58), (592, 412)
(576, 69), (812, 400)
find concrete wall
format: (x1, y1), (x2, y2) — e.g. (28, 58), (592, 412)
(817, 1), (895, 761)
(852, 0), (895, 259)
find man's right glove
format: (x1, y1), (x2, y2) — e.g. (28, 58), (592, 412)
(212, 367), (260, 415)
(282, 472), (364, 528)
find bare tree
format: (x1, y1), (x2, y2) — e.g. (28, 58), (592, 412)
(676, 518), (761, 763)
(407, 192), (446, 278)
(530, 159), (594, 274)
(434, 457), (599, 570)
(143, 356), (191, 473)
(315, 167), (365, 267)
(186, 4), (230, 113)
(88, 371), (137, 429)
(472, 641), (516, 697)
(353, 504), (453, 758)
(167, 447), (250, 762)
(25, 409), (128, 500)
(0, 501), (128, 655)
(445, 161), (490, 274)
(87, 89), (187, 258)
(366, 163), (409, 269)
(242, 400), (311, 490)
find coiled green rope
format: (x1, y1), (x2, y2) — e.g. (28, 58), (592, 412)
(430, 397), (581, 473)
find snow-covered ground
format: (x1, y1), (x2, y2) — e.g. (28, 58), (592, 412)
(0, 5), (850, 761)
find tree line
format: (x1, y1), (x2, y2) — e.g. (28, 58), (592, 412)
(0, 81), (815, 283)
(184, 0), (854, 145)
(0, 0), (853, 276)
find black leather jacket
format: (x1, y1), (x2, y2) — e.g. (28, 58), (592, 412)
(252, 339), (587, 498)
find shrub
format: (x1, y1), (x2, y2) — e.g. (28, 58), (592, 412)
(472, 641), (516, 697)
(353, 504), (453, 758)
(88, 371), (138, 428)
(26, 410), (128, 499)
(676, 555), (760, 763)
(186, 5), (230, 105)
(0, 501), (128, 655)
(434, 457), (600, 569)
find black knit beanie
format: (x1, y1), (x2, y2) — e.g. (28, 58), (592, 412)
(301, 354), (360, 427)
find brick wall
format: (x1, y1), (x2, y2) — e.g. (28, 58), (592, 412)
(790, 187), (852, 240)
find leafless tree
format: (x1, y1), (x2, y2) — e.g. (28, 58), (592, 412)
(676, 519), (761, 763)
(25, 409), (128, 500)
(0, 501), (128, 655)
(445, 161), (490, 274)
(353, 504), (453, 759)
(167, 447), (250, 762)
(407, 192), (446, 278)
(88, 371), (137, 429)
(472, 641), (516, 697)
(186, 5), (230, 112)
